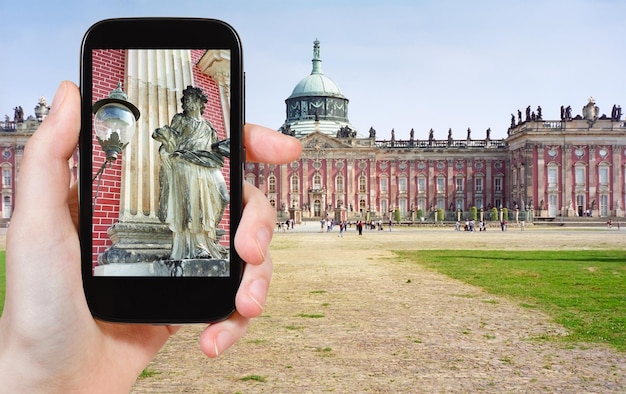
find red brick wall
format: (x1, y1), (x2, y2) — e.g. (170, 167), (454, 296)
(190, 49), (230, 246)
(92, 49), (125, 265)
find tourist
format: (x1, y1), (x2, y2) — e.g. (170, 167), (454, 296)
(0, 81), (302, 392)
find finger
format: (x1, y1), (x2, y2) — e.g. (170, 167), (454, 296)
(198, 312), (250, 358)
(235, 248), (273, 318)
(234, 182), (275, 265)
(244, 123), (302, 164)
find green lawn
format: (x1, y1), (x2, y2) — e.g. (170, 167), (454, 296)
(395, 249), (626, 351)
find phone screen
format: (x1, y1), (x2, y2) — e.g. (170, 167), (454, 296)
(90, 49), (233, 278)
(80, 18), (244, 323)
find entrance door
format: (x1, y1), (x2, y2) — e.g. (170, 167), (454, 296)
(314, 199), (321, 217)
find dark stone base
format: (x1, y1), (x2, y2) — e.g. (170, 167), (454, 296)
(98, 221), (172, 265)
(153, 259), (230, 277)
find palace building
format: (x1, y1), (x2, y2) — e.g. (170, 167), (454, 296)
(244, 40), (626, 223)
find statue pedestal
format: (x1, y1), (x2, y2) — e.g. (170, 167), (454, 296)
(94, 259), (229, 277)
(615, 208), (623, 218)
(97, 221), (172, 265)
(154, 259), (229, 277)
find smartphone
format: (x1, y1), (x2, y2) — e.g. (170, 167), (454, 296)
(79, 18), (244, 323)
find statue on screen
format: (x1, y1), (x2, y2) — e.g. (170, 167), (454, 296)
(153, 85), (230, 261)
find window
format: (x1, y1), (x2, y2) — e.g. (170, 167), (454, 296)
(436, 177), (445, 193)
(399, 198), (407, 214)
(475, 178), (483, 192)
(575, 167), (585, 186)
(313, 173), (322, 190)
(475, 198), (483, 210)
(418, 177), (426, 193)
(455, 177), (464, 192)
(418, 198), (426, 212)
(380, 177), (388, 193)
(600, 194), (608, 216)
(268, 175), (276, 193)
(2, 195), (10, 219)
(291, 174), (299, 192)
(599, 166), (609, 185)
(3, 168), (10, 187)
(494, 177), (502, 192)
(336, 174), (344, 192)
(359, 175), (367, 193)
(398, 177), (407, 193)
(548, 167), (558, 188)
(380, 199), (388, 214)
(456, 198), (464, 210)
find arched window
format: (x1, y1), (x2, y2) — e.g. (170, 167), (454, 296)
(291, 174), (299, 192)
(268, 175), (276, 193)
(313, 173), (322, 190)
(336, 174), (344, 193)
(358, 175), (367, 193)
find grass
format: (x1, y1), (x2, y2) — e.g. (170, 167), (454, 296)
(395, 249), (626, 351)
(0, 252), (5, 316)
(240, 374), (267, 382)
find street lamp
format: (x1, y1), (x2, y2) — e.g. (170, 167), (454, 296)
(92, 82), (140, 207)
(93, 82), (140, 162)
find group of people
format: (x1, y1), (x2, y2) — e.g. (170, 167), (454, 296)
(455, 219), (489, 232)
(277, 218), (296, 232)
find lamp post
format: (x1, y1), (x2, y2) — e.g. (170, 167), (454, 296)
(92, 82), (140, 207)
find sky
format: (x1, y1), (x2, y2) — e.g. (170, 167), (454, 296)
(1, 0), (625, 140)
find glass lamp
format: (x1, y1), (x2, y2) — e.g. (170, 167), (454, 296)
(92, 83), (140, 208)
(93, 82), (140, 162)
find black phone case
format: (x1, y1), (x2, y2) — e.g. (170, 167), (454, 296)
(80, 18), (244, 323)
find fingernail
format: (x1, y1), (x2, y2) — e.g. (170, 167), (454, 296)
(214, 330), (233, 357)
(49, 81), (68, 115)
(255, 227), (270, 262)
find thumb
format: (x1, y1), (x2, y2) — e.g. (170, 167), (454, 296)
(4, 81), (81, 322)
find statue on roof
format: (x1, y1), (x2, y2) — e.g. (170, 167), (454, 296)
(582, 97), (599, 123)
(368, 127), (376, 139)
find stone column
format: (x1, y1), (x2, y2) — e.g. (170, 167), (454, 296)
(197, 50), (231, 137)
(98, 49), (194, 267)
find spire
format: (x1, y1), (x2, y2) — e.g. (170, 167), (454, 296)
(311, 39), (322, 74)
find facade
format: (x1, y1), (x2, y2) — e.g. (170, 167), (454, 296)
(244, 41), (626, 222)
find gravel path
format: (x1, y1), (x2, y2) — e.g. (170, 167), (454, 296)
(131, 226), (626, 393)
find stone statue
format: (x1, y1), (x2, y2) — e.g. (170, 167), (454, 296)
(517, 109), (522, 124)
(368, 127), (376, 139)
(428, 128), (434, 144)
(560, 105), (565, 121)
(152, 85), (229, 261)
(466, 127), (471, 140)
(510, 113), (516, 128)
(391, 128), (395, 142)
(565, 105), (572, 120)
(582, 97), (599, 122)
(525, 105), (531, 121)
(13, 106), (24, 123)
(447, 128), (453, 146)
(409, 128), (414, 140)
(486, 127), (491, 140)
(536, 106), (542, 120)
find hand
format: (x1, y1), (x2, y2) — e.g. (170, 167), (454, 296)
(0, 81), (302, 392)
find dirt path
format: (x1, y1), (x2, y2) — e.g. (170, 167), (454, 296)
(132, 227), (626, 393)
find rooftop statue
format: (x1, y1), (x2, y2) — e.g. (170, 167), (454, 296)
(582, 97), (599, 122)
(152, 85), (230, 261)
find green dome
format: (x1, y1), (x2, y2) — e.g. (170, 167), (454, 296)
(287, 40), (346, 100)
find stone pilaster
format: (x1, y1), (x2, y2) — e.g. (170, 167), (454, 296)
(99, 49), (194, 265)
